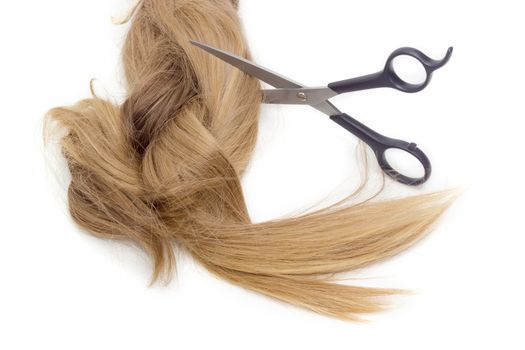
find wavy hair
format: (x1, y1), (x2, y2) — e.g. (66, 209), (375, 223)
(45, 0), (454, 320)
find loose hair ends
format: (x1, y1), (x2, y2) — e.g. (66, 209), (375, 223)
(45, 0), (455, 320)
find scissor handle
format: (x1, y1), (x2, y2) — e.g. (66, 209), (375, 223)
(328, 47), (453, 94)
(330, 113), (431, 186)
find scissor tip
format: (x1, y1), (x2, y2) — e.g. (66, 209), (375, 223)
(190, 40), (214, 52)
(190, 39), (208, 48)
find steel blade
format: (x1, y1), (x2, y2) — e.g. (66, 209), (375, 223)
(190, 40), (303, 88)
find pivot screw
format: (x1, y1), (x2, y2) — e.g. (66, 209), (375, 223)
(297, 92), (307, 102)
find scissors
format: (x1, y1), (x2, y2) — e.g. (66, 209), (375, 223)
(191, 40), (453, 186)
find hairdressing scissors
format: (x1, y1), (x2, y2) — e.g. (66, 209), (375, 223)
(191, 40), (453, 186)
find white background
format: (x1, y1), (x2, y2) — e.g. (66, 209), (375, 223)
(1, 1), (524, 349)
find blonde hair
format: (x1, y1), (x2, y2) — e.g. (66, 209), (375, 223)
(45, 0), (455, 320)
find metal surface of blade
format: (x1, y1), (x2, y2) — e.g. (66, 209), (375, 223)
(262, 87), (338, 105)
(312, 100), (342, 117)
(191, 40), (303, 89)
(191, 40), (342, 116)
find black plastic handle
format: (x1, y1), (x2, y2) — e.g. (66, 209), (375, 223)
(330, 113), (431, 186)
(328, 47), (453, 94)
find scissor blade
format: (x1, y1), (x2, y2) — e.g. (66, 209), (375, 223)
(190, 40), (342, 117)
(312, 100), (342, 117)
(190, 40), (303, 89)
(263, 87), (338, 105)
